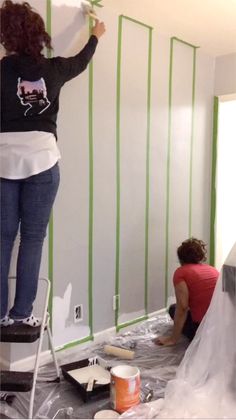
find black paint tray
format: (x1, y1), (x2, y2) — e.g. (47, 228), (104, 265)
(61, 358), (110, 402)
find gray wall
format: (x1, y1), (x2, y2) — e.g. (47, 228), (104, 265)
(2, 0), (217, 365)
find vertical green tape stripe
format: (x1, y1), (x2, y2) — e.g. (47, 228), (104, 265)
(116, 15), (152, 327)
(189, 48), (197, 236)
(46, 0), (52, 53)
(46, 0), (53, 328)
(115, 16), (123, 328)
(165, 38), (198, 305)
(210, 97), (219, 266)
(165, 38), (174, 305)
(48, 214), (53, 324)
(88, 18), (94, 336)
(144, 28), (153, 315)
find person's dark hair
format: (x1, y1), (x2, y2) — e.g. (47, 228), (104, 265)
(177, 238), (207, 264)
(0, 0), (53, 59)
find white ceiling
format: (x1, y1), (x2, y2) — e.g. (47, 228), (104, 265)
(104, 0), (236, 57)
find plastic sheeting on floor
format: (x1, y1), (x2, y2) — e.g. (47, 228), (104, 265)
(121, 243), (236, 419)
(0, 314), (189, 419)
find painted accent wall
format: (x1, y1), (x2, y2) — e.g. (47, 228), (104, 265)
(3, 0), (216, 364)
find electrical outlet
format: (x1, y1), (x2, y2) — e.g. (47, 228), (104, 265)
(113, 295), (120, 311)
(74, 304), (83, 323)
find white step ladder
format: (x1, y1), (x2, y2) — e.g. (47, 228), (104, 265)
(0, 277), (60, 419)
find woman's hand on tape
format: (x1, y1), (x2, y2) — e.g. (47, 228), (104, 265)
(92, 21), (106, 39)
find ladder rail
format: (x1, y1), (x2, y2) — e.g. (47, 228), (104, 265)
(28, 277), (50, 419)
(47, 316), (60, 378)
(7, 276), (60, 419)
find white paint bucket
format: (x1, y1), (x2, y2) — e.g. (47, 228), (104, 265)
(110, 365), (140, 413)
(94, 409), (119, 419)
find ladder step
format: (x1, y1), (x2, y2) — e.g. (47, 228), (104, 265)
(0, 371), (33, 392)
(0, 324), (41, 343)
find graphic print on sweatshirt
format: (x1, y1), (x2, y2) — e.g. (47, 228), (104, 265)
(17, 77), (51, 116)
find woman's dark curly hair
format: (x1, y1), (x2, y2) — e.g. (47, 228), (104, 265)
(0, 0), (53, 59)
(177, 238), (207, 264)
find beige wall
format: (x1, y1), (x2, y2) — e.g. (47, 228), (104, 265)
(214, 53), (236, 96)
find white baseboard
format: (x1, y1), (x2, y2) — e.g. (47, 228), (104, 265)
(93, 326), (116, 343)
(8, 308), (166, 371)
(10, 349), (52, 371)
(148, 308), (167, 318)
(10, 330), (117, 371)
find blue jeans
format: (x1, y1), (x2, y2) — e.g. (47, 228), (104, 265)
(0, 164), (60, 319)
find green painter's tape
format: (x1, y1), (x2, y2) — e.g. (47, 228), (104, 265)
(165, 37), (197, 304)
(48, 215), (53, 327)
(172, 37), (199, 49)
(46, 0), (53, 329)
(47, 3), (94, 337)
(115, 15), (123, 329)
(88, 18), (94, 337)
(91, 0), (103, 7)
(210, 97), (219, 266)
(121, 15), (153, 30)
(115, 15), (153, 329)
(144, 28), (153, 315)
(56, 335), (93, 352)
(46, 0), (52, 56)
(117, 315), (148, 332)
(165, 38), (174, 306)
(189, 48), (197, 236)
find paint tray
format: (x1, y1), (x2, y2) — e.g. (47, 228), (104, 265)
(61, 357), (110, 402)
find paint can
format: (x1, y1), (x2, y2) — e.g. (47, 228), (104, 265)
(94, 410), (119, 419)
(110, 365), (140, 413)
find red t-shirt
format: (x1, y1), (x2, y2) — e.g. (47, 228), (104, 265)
(173, 264), (219, 323)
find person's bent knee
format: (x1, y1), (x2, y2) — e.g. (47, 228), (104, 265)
(168, 303), (176, 320)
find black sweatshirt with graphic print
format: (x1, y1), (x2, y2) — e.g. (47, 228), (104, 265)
(0, 35), (98, 139)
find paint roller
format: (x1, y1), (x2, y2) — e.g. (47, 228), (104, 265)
(80, 0), (99, 21)
(104, 345), (135, 360)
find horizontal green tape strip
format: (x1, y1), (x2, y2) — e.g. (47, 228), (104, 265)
(56, 335), (93, 352)
(117, 315), (148, 332)
(172, 36), (199, 49)
(121, 15), (153, 30)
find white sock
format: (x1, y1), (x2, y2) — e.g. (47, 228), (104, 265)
(14, 314), (42, 327)
(0, 315), (14, 326)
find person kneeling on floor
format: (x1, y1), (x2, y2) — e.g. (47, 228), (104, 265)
(156, 238), (219, 346)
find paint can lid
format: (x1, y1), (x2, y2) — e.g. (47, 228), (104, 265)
(94, 409), (120, 419)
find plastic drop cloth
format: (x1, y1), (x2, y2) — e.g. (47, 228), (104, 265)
(121, 242), (236, 419)
(0, 314), (188, 419)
